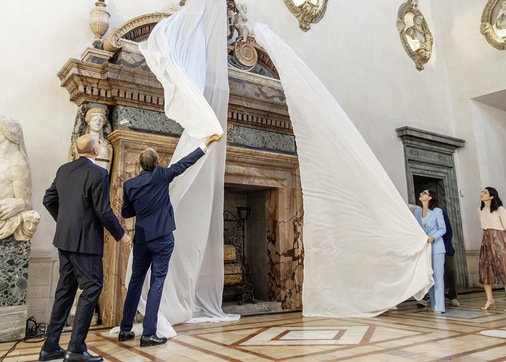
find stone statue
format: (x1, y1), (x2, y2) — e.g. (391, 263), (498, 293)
(406, 14), (427, 44)
(234, 4), (249, 43)
(71, 108), (113, 173)
(495, 0), (506, 30)
(0, 115), (40, 241)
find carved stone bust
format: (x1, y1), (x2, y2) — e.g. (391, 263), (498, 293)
(406, 15), (427, 44)
(71, 108), (113, 172)
(0, 115), (40, 241)
(396, 1), (433, 71)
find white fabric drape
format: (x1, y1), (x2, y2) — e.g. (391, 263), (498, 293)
(254, 23), (433, 317)
(116, 0), (239, 339)
(111, 1), (436, 337)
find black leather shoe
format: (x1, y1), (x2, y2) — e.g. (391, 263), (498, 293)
(63, 351), (103, 362)
(118, 330), (135, 342)
(140, 335), (167, 347)
(39, 347), (65, 361)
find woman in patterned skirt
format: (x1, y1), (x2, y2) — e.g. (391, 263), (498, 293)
(478, 187), (506, 311)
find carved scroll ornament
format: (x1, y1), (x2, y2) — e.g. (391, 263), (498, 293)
(103, 13), (171, 52)
(481, 0), (506, 50)
(283, 0), (328, 32)
(396, 1), (433, 71)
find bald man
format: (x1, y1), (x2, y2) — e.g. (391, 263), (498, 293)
(40, 135), (131, 362)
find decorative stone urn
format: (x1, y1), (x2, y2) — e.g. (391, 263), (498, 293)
(90, 0), (110, 49)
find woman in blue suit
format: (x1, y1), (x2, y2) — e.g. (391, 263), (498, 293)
(414, 190), (447, 313)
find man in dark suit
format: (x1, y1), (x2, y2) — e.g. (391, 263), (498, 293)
(442, 210), (460, 307)
(39, 134), (131, 362)
(118, 134), (222, 347)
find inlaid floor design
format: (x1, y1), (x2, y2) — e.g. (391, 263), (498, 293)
(2, 291), (506, 361)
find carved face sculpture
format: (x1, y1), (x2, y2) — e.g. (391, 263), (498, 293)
(413, 15), (423, 28)
(85, 108), (107, 135)
(88, 115), (105, 133)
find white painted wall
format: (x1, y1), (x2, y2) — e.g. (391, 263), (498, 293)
(0, 1), (504, 259)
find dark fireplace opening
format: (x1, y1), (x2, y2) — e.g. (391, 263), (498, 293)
(223, 186), (269, 305)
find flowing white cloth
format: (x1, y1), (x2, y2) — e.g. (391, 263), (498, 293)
(112, 0), (239, 339)
(110, 1), (435, 338)
(254, 23), (433, 317)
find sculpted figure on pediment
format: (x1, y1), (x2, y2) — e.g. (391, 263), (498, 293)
(233, 4), (250, 43)
(0, 115), (40, 241)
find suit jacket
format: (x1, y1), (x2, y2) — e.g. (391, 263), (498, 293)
(414, 207), (446, 255)
(122, 148), (205, 244)
(442, 210), (455, 256)
(43, 157), (124, 256)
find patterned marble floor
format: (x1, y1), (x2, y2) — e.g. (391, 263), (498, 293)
(2, 291), (506, 361)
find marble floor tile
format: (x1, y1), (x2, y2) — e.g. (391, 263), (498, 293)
(2, 291), (506, 361)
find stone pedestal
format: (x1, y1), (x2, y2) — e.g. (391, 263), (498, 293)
(0, 236), (31, 342)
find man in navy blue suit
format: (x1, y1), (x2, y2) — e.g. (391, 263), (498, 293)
(442, 210), (460, 307)
(118, 133), (222, 347)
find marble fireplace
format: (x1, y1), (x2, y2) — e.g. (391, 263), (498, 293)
(57, 13), (304, 326)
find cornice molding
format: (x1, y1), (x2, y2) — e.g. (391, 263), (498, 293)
(58, 59), (292, 133)
(107, 130), (298, 170)
(57, 58), (165, 112)
(107, 129), (177, 146)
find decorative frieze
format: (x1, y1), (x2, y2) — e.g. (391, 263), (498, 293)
(110, 105), (183, 136)
(227, 124), (296, 153)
